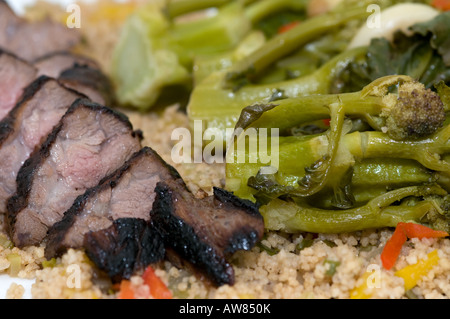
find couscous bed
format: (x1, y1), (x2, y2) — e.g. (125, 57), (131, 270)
(0, 0), (449, 300)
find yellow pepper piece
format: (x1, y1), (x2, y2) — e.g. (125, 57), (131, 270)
(350, 271), (373, 299)
(395, 250), (440, 291)
(87, 2), (140, 23)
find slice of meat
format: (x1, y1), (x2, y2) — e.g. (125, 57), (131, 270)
(34, 51), (100, 79)
(0, 49), (37, 121)
(151, 179), (265, 287)
(83, 218), (165, 283)
(33, 52), (113, 105)
(45, 146), (183, 259)
(0, 0), (22, 44)
(6, 99), (142, 247)
(0, 76), (85, 213)
(0, 0), (81, 62)
(58, 65), (114, 105)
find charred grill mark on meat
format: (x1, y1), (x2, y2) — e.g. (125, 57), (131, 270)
(0, 76), (85, 213)
(151, 180), (264, 287)
(46, 146), (265, 286)
(33, 51), (100, 79)
(58, 65), (115, 106)
(83, 218), (165, 283)
(6, 99), (142, 247)
(33, 51), (114, 106)
(44, 146), (183, 259)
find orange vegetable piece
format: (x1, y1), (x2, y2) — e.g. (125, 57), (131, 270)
(431, 0), (450, 11)
(142, 266), (173, 299)
(381, 222), (448, 270)
(277, 21), (301, 34)
(401, 222), (449, 239)
(117, 280), (135, 299)
(381, 224), (408, 270)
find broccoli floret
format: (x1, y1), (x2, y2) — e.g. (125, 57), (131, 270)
(235, 75), (448, 141)
(421, 194), (450, 233)
(382, 81), (446, 140)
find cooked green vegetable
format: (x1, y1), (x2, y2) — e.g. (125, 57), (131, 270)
(0, 234), (13, 249)
(164, 0), (231, 19)
(259, 185), (447, 233)
(332, 11), (450, 93)
(41, 258), (57, 269)
(235, 75), (447, 141)
(324, 259), (341, 276)
(188, 1), (443, 140)
(188, 46), (367, 142)
(226, 75), (450, 233)
(7, 253), (21, 277)
(111, 0), (308, 110)
(110, 0), (450, 236)
(222, 2), (370, 90)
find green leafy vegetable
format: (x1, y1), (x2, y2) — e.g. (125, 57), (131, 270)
(332, 12), (450, 93)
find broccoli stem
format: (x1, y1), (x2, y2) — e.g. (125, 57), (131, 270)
(166, 0), (308, 67)
(225, 133), (449, 201)
(345, 129), (450, 172)
(160, 1), (254, 67)
(244, 0), (308, 24)
(193, 30), (266, 85)
(261, 186), (443, 233)
(113, 0), (312, 110)
(188, 46), (366, 136)
(237, 91), (383, 134)
(166, 0), (288, 19)
(224, 3), (369, 87)
(165, 0), (231, 18)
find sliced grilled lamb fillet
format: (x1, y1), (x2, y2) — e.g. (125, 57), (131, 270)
(6, 99), (142, 247)
(45, 146), (183, 259)
(0, 0), (81, 62)
(83, 218), (165, 283)
(0, 0), (21, 44)
(33, 52), (113, 105)
(34, 51), (100, 79)
(151, 179), (264, 287)
(58, 65), (114, 105)
(0, 76), (85, 213)
(0, 50), (37, 121)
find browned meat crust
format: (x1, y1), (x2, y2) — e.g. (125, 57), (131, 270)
(33, 51), (100, 79)
(83, 218), (165, 283)
(58, 64), (115, 106)
(44, 146), (181, 259)
(151, 180), (264, 286)
(6, 99), (142, 247)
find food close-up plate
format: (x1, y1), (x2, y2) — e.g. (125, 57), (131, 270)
(1, 0), (450, 302)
